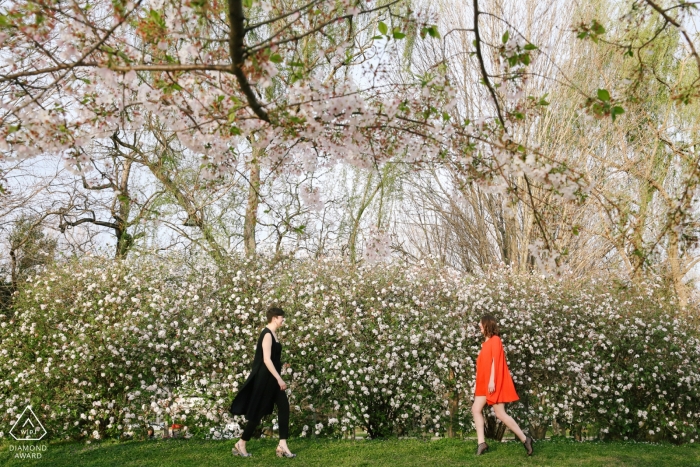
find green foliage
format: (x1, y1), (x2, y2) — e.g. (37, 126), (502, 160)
(419, 25), (440, 39)
(576, 19), (606, 43)
(6, 216), (57, 286)
(584, 89), (625, 122)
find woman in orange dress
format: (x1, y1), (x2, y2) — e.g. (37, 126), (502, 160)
(472, 314), (533, 456)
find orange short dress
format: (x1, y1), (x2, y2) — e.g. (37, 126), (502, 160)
(475, 335), (519, 405)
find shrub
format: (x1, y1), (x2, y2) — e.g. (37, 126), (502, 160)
(0, 253), (697, 444)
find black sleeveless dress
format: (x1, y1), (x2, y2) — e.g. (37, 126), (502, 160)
(229, 328), (283, 421)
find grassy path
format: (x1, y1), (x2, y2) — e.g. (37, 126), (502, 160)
(1, 438), (699, 466)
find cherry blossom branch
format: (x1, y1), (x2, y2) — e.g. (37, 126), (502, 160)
(643, 0), (700, 78)
(1, 64), (233, 83)
(2, 0), (145, 118)
(472, 0), (505, 128)
(246, 0), (323, 31)
(247, 0), (404, 55)
(228, 0), (270, 122)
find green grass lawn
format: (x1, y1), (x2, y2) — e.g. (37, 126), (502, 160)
(1, 437), (699, 467)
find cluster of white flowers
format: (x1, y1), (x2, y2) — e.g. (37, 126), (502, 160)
(0, 253), (697, 443)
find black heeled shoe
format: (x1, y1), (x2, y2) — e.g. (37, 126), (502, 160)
(523, 435), (533, 456)
(476, 442), (489, 455)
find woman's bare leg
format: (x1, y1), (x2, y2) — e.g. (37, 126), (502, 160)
(471, 396), (488, 444)
(492, 403), (526, 442)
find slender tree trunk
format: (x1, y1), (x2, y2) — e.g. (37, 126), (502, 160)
(9, 247), (18, 292)
(146, 159), (227, 263)
(243, 152), (261, 258)
(447, 368), (459, 438)
(115, 159), (133, 259)
(348, 172), (382, 263)
(667, 226), (688, 309)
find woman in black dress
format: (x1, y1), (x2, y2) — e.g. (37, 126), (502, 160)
(230, 307), (296, 458)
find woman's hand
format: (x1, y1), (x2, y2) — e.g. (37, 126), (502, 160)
(488, 381), (495, 394)
(278, 378), (287, 390)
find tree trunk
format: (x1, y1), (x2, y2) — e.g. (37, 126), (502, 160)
(667, 225), (688, 308)
(9, 247), (18, 292)
(114, 159), (133, 259)
(446, 368), (459, 438)
(348, 172), (383, 263)
(529, 422), (548, 440)
(243, 153), (261, 258)
(484, 412), (507, 441)
(145, 159), (227, 264)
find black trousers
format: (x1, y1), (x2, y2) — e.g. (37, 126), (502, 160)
(241, 390), (290, 440)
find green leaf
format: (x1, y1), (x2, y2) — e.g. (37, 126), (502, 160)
(502, 31), (509, 44)
(269, 53), (283, 63)
(420, 27), (427, 39)
(597, 89), (610, 101)
(393, 31), (406, 40)
(572, 225), (580, 236)
(149, 9), (165, 28)
(524, 43), (537, 50)
(242, 0), (252, 8)
(378, 21), (388, 35)
(611, 106), (625, 122)
(592, 20), (605, 35)
(117, 50), (131, 62)
(427, 26), (440, 38)
(371, 35), (384, 40)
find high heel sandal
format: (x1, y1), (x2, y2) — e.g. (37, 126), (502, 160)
(476, 442), (489, 455)
(232, 441), (252, 457)
(522, 435), (533, 456)
(276, 445), (297, 458)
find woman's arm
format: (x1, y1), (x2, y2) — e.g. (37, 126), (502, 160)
(488, 358), (495, 394)
(262, 333), (287, 390)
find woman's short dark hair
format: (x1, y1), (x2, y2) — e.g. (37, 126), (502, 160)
(480, 314), (499, 338)
(267, 307), (285, 323)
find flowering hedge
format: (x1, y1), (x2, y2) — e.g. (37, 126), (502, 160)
(0, 254), (698, 444)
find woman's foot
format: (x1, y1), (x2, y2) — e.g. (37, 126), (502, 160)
(522, 435), (533, 456)
(276, 444), (297, 458)
(232, 440), (251, 457)
(476, 442), (489, 455)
